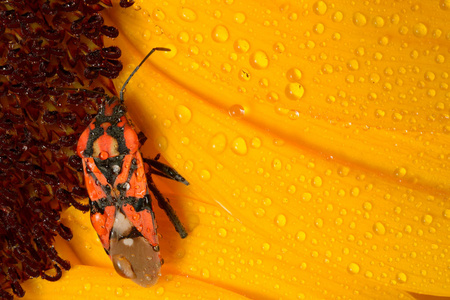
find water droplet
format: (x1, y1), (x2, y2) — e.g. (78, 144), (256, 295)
(84, 283), (91, 291)
(272, 158), (282, 170)
(397, 272), (407, 283)
(179, 7), (197, 22)
(155, 136), (168, 151)
(202, 268), (210, 278)
(313, 176), (323, 187)
(116, 287), (124, 296)
(347, 262), (360, 274)
(347, 59), (359, 70)
(239, 69), (251, 81)
(273, 42), (285, 53)
(163, 44), (177, 58)
(296, 231), (306, 241)
(372, 16), (385, 28)
(200, 169), (211, 181)
(234, 39), (250, 53)
(333, 11), (343, 22)
(174, 105), (192, 123)
(262, 242), (271, 251)
(254, 207), (266, 217)
(313, 1), (327, 15)
(212, 25), (229, 43)
(441, 0), (450, 9)
(315, 218), (323, 228)
(373, 222), (386, 235)
(251, 137), (261, 148)
(234, 12), (246, 24)
(178, 31), (190, 43)
(155, 286), (165, 295)
(422, 214), (433, 225)
(231, 137), (248, 155)
(218, 228), (227, 237)
(210, 133), (227, 153)
(228, 104), (245, 118)
(249, 50), (269, 69)
(314, 23), (325, 34)
(443, 209), (450, 219)
(285, 83), (305, 100)
(353, 12), (367, 26)
(275, 214), (287, 227)
(413, 23), (428, 37)
(152, 8), (166, 21)
(395, 167), (407, 177)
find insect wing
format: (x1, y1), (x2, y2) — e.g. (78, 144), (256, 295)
(109, 204), (162, 287)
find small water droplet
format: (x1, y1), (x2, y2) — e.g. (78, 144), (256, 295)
(210, 133), (227, 153)
(234, 12), (246, 24)
(218, 228), (227, 237)
(234, 39), (250, 53)
(152, 8), (166, 21)
(179, 7), (197, 22)
(347, 59), (359, 70)
(249, 50), (269, 69)
(174, 105), (192, 123)
(296, 231), (306, 241)
(156, 136), (168, 151)
(231, 137), (248, 155)
(212, 25), (229, 43)
(422, 214), (433, 225)
(275, 214), (287, 227)
(413, 23), (428, 37)
(313, 176), (323, 187)
(353, 12), (367, 26)
(373, 222), (386, 235)
(397, 272), (407, 283)
(347, 262), (360, 274)
(163, 44), (177, 58)
(285, 83), (305, 100)
(333, 11), (343, 22)
(228, 104), (245, 118)
(156, 286), (165, 295)
(372, 16), (385, 28)
(313, 1), (327, 15)
(262, 242), (271, 251)
(199, 169), (211, 181)
(254, 207), (266, 217)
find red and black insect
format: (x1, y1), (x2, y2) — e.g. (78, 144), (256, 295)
(76, 48), (188, 287)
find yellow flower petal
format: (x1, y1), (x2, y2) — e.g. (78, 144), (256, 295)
(20, 1), (449, 298)
(101, 1), (449, 297)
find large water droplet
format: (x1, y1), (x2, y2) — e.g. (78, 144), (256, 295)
(179, 7), (197, 22)
(174, 105), (192, 123)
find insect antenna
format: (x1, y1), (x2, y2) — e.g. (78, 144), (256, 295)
(119, 47), (171, 104)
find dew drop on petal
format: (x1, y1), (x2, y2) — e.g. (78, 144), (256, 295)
(179, 7), (197, 22)
(218, 228), (227, 237)
(347, 262), (360, 274)
(313, 1), (327, 15)
(231, 137), (248, 155)
(212, 25), (229, 43)
(373, 222), (386, 235)
(275, 214), (287, 227)
(353, 12), (367, 26)
(285, 83), (305, 100)
(228, 104), (245, 118)
(234, 12), (246, 24)
(413, 23), (428, 37)
(397, 272), (408, 283)
(250, 50), (269, 69)
(174, 105), (192, 123)
(210, 133), (227, 153)
(234, 39), (250, 53)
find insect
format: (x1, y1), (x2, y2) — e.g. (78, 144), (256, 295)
(76, 47), (188, 287)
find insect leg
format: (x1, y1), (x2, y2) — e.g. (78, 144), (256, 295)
(144, 157), (189, 186)
(146, 174), (188, 239)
